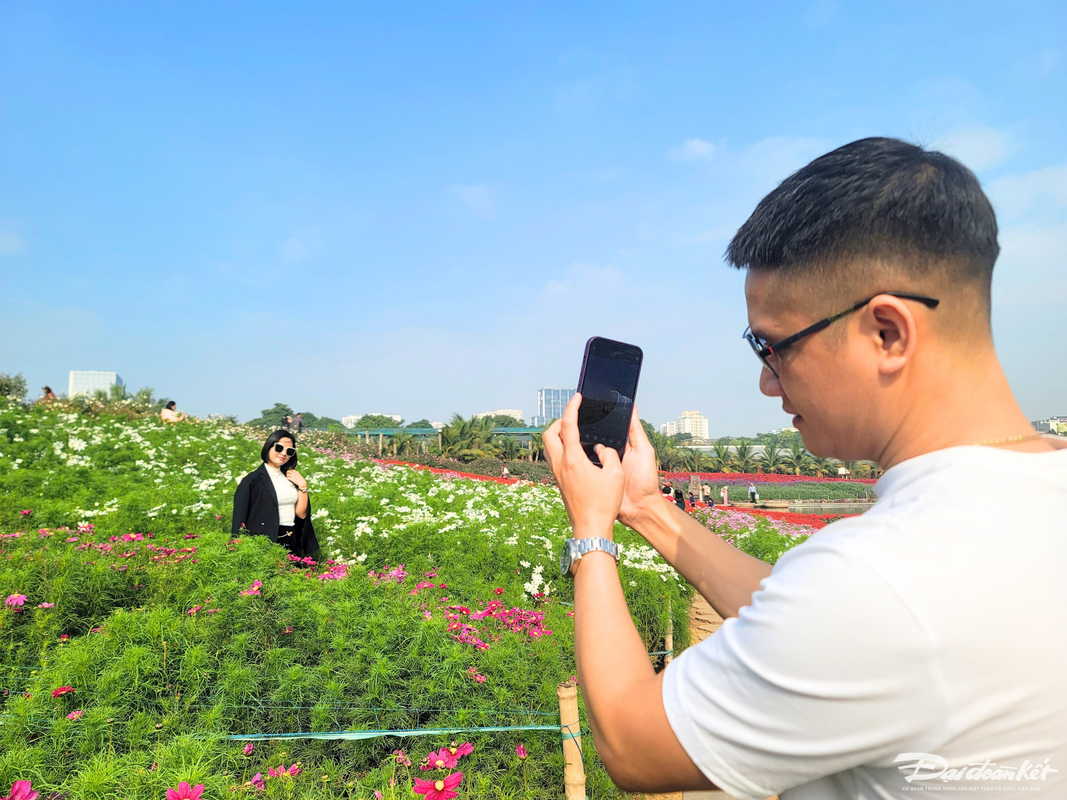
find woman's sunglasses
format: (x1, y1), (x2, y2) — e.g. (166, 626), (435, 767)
(272, 444), (297, 457)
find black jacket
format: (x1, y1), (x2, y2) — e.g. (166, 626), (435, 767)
(231, 464), (319, 556)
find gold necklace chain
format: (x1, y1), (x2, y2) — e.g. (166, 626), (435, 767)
(972, 432), (1046, 447)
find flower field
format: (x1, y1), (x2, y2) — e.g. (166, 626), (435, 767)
(0, 400), (700, 799)
(661, 471), (876, 502)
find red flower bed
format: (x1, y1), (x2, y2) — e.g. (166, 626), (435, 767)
(721, 506), (858, 529)
(662, 471), (876, 485)
(375, 459), (519, 485)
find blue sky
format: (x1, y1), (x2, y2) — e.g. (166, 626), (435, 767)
(2, 1), (1065, 434)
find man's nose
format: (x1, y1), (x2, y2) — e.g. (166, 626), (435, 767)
(759, 365), (783, 398)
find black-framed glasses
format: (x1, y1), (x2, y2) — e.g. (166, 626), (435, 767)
(273, 443), (297, 457)
(743, 292), (940, 378)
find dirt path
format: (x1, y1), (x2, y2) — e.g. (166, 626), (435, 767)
(641, 596), (775, 800)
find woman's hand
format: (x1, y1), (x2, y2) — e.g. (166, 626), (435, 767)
(543, 393), (625, 539)
(617, 406), (665, 530)
(286, 470), (308, 491)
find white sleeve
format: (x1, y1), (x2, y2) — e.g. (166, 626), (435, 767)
(661, 539), (947, 800)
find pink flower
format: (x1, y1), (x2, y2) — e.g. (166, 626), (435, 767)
(413, 771), (463, 800)
(425, 747), (458, 770)
(374, 792), (384, 800)
(243, 742), (255, 756)
(240, 580), (262, 596)
(37, 603), (54, 609)
(66, 710), (84, 720)
(165, 782), (204, 800)
(18, 510), (32, 516)
(215, 515), (223, 520)
(187, 606), (202, 616)
(4, 781), (38, 800)
(392, 748), (412, 767)
(516, 743), (528, 761)
(449, 741), (474, 759)
(247, 773), (265, 791)
(267, 764), (301, 777)
(5, 594), (27, 608)
(282, 626), (294, 634)
(51, 686), (75, 698)
(493, 588), (504, 595)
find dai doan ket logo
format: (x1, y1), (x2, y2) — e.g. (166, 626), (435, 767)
(894, 753), (1059, 784)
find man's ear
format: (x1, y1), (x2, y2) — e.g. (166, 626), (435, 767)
(865, 295), (918, 376)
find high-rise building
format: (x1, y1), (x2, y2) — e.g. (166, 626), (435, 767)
(660, 421), (678, 436)
(68, 371), (123, 397)
(341, 415), (361, 429)
(474, 409), (525, 424)
(530, 388), (575, 427)
(677, 410), (709, 440)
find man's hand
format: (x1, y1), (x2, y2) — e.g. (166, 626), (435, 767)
(543, 392), (624, 539)
(617, 405), (665, 530)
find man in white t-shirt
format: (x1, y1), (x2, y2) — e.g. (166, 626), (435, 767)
(543, 137), (1067, 799)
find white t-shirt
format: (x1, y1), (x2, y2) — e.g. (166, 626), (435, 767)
(265, 463), (299, 526)
(663, 441), (1067, 799)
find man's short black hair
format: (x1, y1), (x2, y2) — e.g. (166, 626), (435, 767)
(726, 137), (1000, 290)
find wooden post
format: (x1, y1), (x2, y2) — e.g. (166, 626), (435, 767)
(557, 680), (585, 800)
(664, 599), (674, 665)
(438, 432), (442, 450)
(378, 432), (383, 456)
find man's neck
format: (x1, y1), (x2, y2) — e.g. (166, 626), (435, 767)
(876, 352), (1047, 471)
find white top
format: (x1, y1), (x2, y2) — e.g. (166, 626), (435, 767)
(663, 440), (1067, 800)
(264, 463), (299, 526)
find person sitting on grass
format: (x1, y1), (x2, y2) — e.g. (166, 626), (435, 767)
(231, 430), (319, 558)
(160, 401), (187, 423)
(544, 137), (1067, 799)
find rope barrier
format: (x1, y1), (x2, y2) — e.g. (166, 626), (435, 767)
(221, 723), (564, 742)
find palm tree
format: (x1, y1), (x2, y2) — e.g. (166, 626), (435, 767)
(679, 447), (705, 473)
(709, 441), (733, 472)
(758, 444), (784, 474)
(440, 414), (501, 461)
(528, 432), (545, 462)
(732, 442), (759, 473)
(780, 441), (813, 475)
(390, 431), (415, 457)
(648, 431), (680, 470)
(810, 456), (838, 478)
(497, 435), (522, 461)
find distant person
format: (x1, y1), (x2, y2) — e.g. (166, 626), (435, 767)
(673, 488), (685, 511)
(293, 412), (305, 434)
(40, 385), (56, 402)
(702, 483), (712, 503)
(720, 485), (729, 506)
(231, 430), (318, 557)
(281, 414), (293, 431)
(501, 464), (510, 479)
(748, 483), (757, 503)
(688, 491), (696, 507)
(661, 483), (674, 501)
(160, 401), (187, 423)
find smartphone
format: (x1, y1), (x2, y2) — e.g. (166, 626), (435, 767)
(576, 336), (643, 466)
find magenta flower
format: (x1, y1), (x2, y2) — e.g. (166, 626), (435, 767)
(267, 764), (301, 777)
(37, 602), (54, 609)
(493, 588), (504, 595)
(516, 743), (528, 761)
(66, 710), (84, 721)
(5, 594), (27, 608)
(413, 772), (463, 800)
(374, 792), (384, 800)
(425, 747), (458, 770)
(4, 781), (38, 800)
(449, 741), (474, 759)
(18, 510), (32, 516)
(51, 686), (75, 698)
(165, 782), (204, 800)
(243, 742), (254, 756)
(240, 580), (262, 596)
(247, 773), (265, 791)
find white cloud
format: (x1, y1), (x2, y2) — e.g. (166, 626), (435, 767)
(279, 227), (322, 261)
(935, 127), (1012, 173)
(668, 138), (717, 162)
(0, 227), (27, 257)
(987, 164), (1067, 223)
(448, 184), (495, 218)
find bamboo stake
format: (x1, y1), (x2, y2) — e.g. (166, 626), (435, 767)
(664, 599), (674, 665)
(557, 680), (585, 800)
(378, 432), (383, 455)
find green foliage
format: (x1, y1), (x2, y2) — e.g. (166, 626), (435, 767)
(246, 403), (295, 429)
(483, 415), (525, 428)
(0, 398), (690, 797)
(0, 373), (28, 401)
(404, 419), (435, 430)
(354, 414), (403, 429)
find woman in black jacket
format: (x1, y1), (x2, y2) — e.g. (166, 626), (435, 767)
(231, 430), (319, 557)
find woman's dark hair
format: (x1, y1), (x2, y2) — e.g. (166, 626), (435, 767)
(261, 429), (298, 472)
(674, 489), (683, 499)
(42, 386), (52, 393)
(165, 401), (177, 410)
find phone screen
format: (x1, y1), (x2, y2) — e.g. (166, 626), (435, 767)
(576, 337), (643, 465)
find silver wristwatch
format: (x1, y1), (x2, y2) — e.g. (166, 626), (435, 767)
(560, 537), (621, 577)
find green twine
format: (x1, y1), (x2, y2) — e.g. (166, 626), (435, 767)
(222, 724), (563, 742)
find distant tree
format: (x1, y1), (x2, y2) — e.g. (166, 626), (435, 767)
(640, 419), (657, 440)
(355, 414), (403, 429)
(0, 373), (28, 401)
(405, 418), (434, 429)
(246, 403), (294, 429)
(486, 414), (525, 428)
(670, 432), (694, 442)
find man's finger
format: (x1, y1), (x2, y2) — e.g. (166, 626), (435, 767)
(559, 391), (583, 451)
(595, 443), (623, 474)
(628, 405), (650, 448)
(543, 419), (564, 468)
